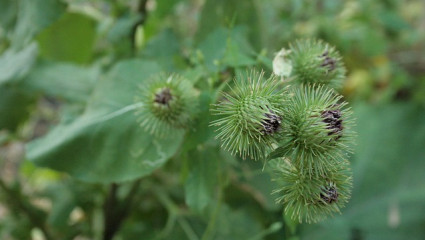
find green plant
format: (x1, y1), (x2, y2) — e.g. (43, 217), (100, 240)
(212, 41), (354, 223)
(2, 1), (424, 239)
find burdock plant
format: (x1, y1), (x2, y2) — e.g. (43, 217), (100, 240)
(212, 39), (355, 223)
(135, 73), (198, 136)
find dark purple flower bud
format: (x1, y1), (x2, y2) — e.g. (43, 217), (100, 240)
(321, 109), (343, 139)
(261, 111), (282, 135)
(154, 88), (173, 105)
(320, 186), (338, 204)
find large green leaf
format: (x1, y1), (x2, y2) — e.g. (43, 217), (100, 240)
(214, 205), (267, 240)
(196, 0), (261, 49)
(301, 103), (425, 240)
(185, 146), (219, 213)
(36, 13), (96, 64)
(198, 27), (255, 72)
(26, 60), (185, 183)
(107, 15), (141, 44)
(0, 0), (18, 31)
(141, 0), (183, 40)
(12, 0), (66, 47)
(140, 29), (182, 71)
(22, 61), (99, 103)
(0, 85), (35, 131)
(0, 42), (37, 85)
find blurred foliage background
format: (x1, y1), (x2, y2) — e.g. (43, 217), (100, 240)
(0, 0), (425, 239)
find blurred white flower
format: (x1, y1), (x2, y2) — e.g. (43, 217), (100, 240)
(273, 48), (292, 78)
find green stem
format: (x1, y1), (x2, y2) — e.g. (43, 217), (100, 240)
(103, 183), (118, 240)
(130, 0), (149, 51)
(201, 151), (225, 240)
(247, 222), (283, 240)
(103, 179), (142, 240)
(0, 179), (53, 240)
(154, 188), (179, 239)
(154, 188), (198, 240)
(178, 218), (199, 240)
(200, 198), (221, 240)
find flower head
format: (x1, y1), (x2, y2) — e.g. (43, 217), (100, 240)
(135, 73), (198, 136)
(272, 158), (352, 223)
(211, 70), (287, 160)
(289, 39), (346, 88)
(269, 85), (354, 176)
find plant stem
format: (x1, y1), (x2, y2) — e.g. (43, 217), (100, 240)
(103, 179), (142, 240)
(201, 152), (225, 240)
(103, 183), (118, 240)
(131, 0), (149, 51)
(200, 198), (221, 240)
(154, 188), (198, 240)
(0, 179), (53, 240)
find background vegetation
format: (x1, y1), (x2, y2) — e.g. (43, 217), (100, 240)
(1, 0), (424, 239)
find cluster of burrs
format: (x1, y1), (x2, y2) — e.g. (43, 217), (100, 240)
(135, 39), (354, 224)
(270, 84), (354, 223)
(212, 39), (354, 223)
